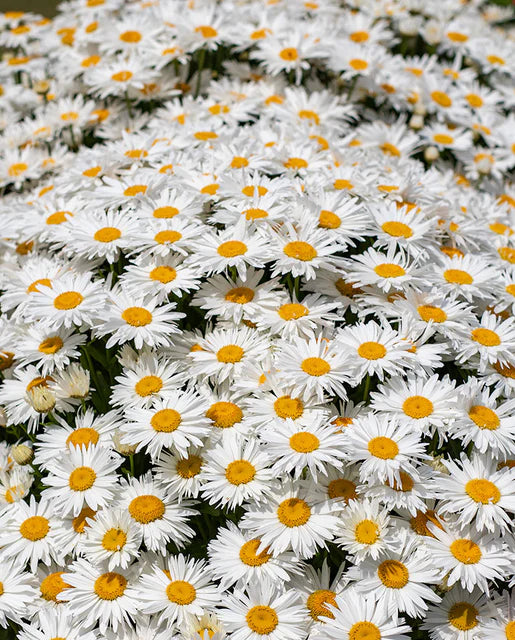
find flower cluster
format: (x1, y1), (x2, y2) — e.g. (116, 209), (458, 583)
(0, 0), (514, 639)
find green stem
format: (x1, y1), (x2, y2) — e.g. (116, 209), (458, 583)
(129, 454), (135, 476)
(195, 48), (206, 98)
(124, 90), (133, 118)
(362, 374), (371, 403)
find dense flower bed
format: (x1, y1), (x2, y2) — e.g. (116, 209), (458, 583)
(0, 0), (514, 639)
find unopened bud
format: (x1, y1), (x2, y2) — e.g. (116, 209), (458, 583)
(428, 455), (449, 474)
(399, 17), (420, 37)
(414, 102), (427, 116)
(112, 430), (138, 456)
(424, 146), (439, 162)
(476, 157), (493, 175)
(34, 80), (50, 94)
(27, 387), (56, 413)
(0, 407), (6, 427)
(11, 444), (34, 466)
(409, 115), (424, 130)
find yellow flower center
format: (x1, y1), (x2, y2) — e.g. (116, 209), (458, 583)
(154, 230), (182, 244)
(119, 30), (141, 42)
(355, 519), (379, 544)
(46, 211), (72, 225)
(298, 109), (319, 125)
(410, 509), (442, 537)
(225, 460), (256, 485)
(217, 240), (247, 258)
(83, 165), (101, 177)
(225, 287), (254, 304)
(239, 606), (278, 638)
(433, 133), (454, 145)
(284, 157), (308, 170)
(20, 515), (49, 541)
(358, 341), (386, 360)
(66, 427), (99, 449)
(279, 47), (298, 61)
(350, 58), (368, 71)
(278, 303), (308, 321)
(448, 602), (478, 631)
(349, 621), (381, 640)
(377, 560), (409, 589)
(301, 356), (330, 376)
(69, 466), (96, 491)
(167, 580), (196, 604)
(54, 291), (84, 310)
(121, 307), (152, 326)
(129, 495), (165, 523)
(102, 527), (127, 551)
(195, 25), (218, 38)
(8, 162), (28, 177)
(499, 247), (515, 264)
(151, 408), (181, 432)
(444, 269), (473, 285)
(465, 479), (500, 504)
(94, 227), (121, 243)
(274, 395), (304, 420)
(334, 179), (354, 190)
(319, 209), (341, 229)
(135, 375), (163, 397)
(231, 156), (248, 168)
(239, 539), (271, 566)
(72, 506), (95, 533)
(149, 266), (177, 284)
(277, 497), (311, 527)
(387, 471), (415, 492)
(217, 345), (244, 363)
(494, 361), (515, 379)
(283, 241), (317, 261)
(367, 436), (399, 459)
(487, 54), (504, 65)
(327, 478), (357, 501)
(153, 206), (179, 218)
(450, 539), (481, 564)
(123, 184), (146, 196)
(60, 111), (79, 121)
(505, 621), (515, 640)
(471, 328), (501, 347)
(417, 305), (447, 323)
(40, 572), (70, 603)
(468, 405), (499, 430)
(38, 336), (63, 354)
(111, 70), (133, 82)
(176, 454), (203, 479)
(94, 572), (127, 600)
(374, 263), (406, 278)
(27, 278), (52, 293)
(307, 589), (337, 621)
(490, 222), (512, 236)
(402, 396), (433, 419)
(242, 185), (267, 197)
(244, 208), (268, 220)
(431, 91), (452, 107)
(289, 432), (320, 453)
(381, 221), (413, 238)
(350, 30), (369, 42)
(206, 401), (243, 428)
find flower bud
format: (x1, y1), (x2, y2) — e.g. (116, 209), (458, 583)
(27, 387), (56, 413)
(409, 115), (424, 130)
(11, 444), (34, 466)
(424, 146), (439, 162)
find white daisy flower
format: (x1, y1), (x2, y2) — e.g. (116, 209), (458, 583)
(334, 498), (393, 561)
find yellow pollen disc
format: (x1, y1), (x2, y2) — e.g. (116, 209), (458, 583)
(121, 307), (152, 326)
(176, 454), (203, 479)
(149, 266), (177, 283)
(151, 409), (181, 432)
(377, 560), (409, 589)
(307, 589), (337, 621)
(494, 361), (515, 379)
(487, 55), (504, 65)
(154, 230), (182, 244)
(242, 185), (267, 197)
(123, 185), (146, 197)
(471, 328), (501, 347)
(194, 131), (218, 141)
(38, 336), (63, 354)
(111, 70), (133, 82)
(195, 25), (217, 38)
(217, 240), (247, 258)
(283, 241), (317, 261)
(328, 478), (357, 501)
(334, 179), (354, 190)
(450, 539), (482, 564)
(350, 30), (369, 42)
(94, 227), (121, 243)
(298, 109), (320, 125)
(0, 351), (14, 371)
(301, 356), (330, 376)
(82, 55), (101, 67)
(53, 291), (84, 310)
(206, 401), (243, 428)
(274, 395), (304, 420)
(349, 58), (368, 70)
(444, 269), (473, 285)
(225, 459), (256, 485)
(490, 222), (512, 235)
(46, 211), (72, 225)
(246, 606), (279, 635)
(244, 207), (268, 220)
(465, 479), (500, 504)
(27, 278), (52, 293)
(200, 183), (219, 195)
(129, 495), (165, 525)
(447, 31), (468, 42)
(40, 572), (70, 603)
(402, 396), (433, 419)
(466, 93), (483, 108)
(69, 466), (96, 491)
(8, 162), (28, 177)
(166, 579), (196, 604)
(319, 210), (341, 229)
(349, 621), (381, 640)
(72, 506), (95, 533)
(217, 345), (244, 363)
(279, 47), (298, 61)
(433, 134), (454, 145)
(387, 471), (414, 492)
(26, 376), (52, 392)
(381, 221), (413, 238)
(289, 431), (320, 453)
(431, 91), (452, 107)
(284, 157), (308, 170)
(506, 284), (515, 297)
(102, 527), (127, 551)
(153, 206), (179, 218)
(83, 165), (101, 177)
(367, 436), (399, 459)
(355, 519), (379, 545)
(231, 156), (248, 168)
(417, 305), (447, 323)
(66, 427), (99, 449)
(358, 341), (386, 360)
(225, 287), (254, 304)
(277, 498), (311, 527)
(94, 572), (127, 600)
(410, 509), (442, 537)
(505, 621), (515, 640)
(19, 515), (50, 541)
(120, 30), (141, 42)
(16, 241), (34, 255)
(374, 263), (406, 278)
(448, 602), (478, 631)
(468, 405), (499, 430)
(380, 142), (401, 157)
(498, 247), (515, 264)
(60, 111), (79, 121)
(135, 375), (163, 397)
(278, 303), (308, 321)
(239, 539), (271, 566)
